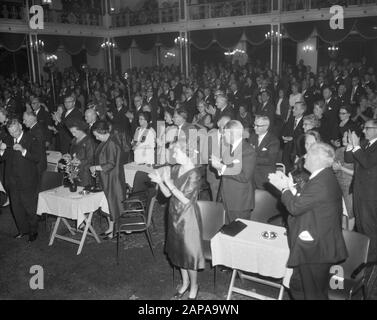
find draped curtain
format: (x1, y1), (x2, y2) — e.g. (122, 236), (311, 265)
(0, 32), (26, 52)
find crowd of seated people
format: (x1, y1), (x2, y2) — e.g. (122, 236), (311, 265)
(0, 56), (376, 247)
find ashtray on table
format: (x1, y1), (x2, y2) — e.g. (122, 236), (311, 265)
(261, 231), (278, 240)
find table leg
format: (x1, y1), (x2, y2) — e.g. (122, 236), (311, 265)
(62, 218), (76, 235)
(226, 269), (238, 300)
(278, 285), (285, 300)
(49, 217), (61, 246)
(77, 211), (100, 255)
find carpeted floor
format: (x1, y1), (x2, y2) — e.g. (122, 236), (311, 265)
(0, 200), (376, 300)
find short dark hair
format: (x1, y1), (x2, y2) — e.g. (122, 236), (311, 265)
(175, 107), (188, 121)
(66, 119), (88, 132)
(92, 120), (110, 135)
(139, 111), (152, 124)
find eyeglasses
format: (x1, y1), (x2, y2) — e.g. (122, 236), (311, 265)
(364, 127), (377, 130)
(253, 124), (268, 128)
(65, 100), (74, 103)
(339, 112), (349, 115)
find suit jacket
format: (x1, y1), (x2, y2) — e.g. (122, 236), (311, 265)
(255, 101), (276, 126)
(282, 167), (348, 267)
(221, 140), (256, 211)
(146, 96), (160, 130)
(249, 132), (280, 189)
(57, 108), (83, 154)
(0, 131), (41, 191)
(35, 107), (53, 142)
(4, 98), (17, 116)
(213, 105), (235, 127)
(183, 97), (197, 123)
(111, 106), (131, 136)
(282, 115), (305, 169)
(344, 141), (377, 201)
(29, 122), (47, 178)
(228, 91), (243, 112)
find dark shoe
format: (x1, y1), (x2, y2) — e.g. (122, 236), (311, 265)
(188, 286), (199, 300)
(28, 233), (38, 242)
(172, 284), (190, 299)
(14, 233), (27, 239)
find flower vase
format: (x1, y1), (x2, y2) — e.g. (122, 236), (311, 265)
(69, 180), (78, 192)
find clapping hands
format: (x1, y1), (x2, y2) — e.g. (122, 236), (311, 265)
(268, 171), (295, 192)
(345, 130), (360, 149)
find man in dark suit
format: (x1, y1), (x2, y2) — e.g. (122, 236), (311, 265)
(3, 89), (17, 117)
(23, 111), (47, 189)
(282, 101), (306, 172)
(31, 97), (53, 147)
(274, 89), (290, 137)
(211, 120), (256, 223)
(335, 84), (350, 107)
(345, 122), (377, 262)
(301, 79), (315, 115)
(0, 119), (42, 242)
(255, 90), (275, 126)
(228, 83), (243, 113)
(130, 95), (144, 135)
(209, 95), (235, 127)
(249, 116), (280, 189)
(204, 87), (215, 107)
(145, 87), (160, 130)
(107, 96), (131, 136)
(321, 87), (340, 144)
(205, 115), (231, 201)
(269, 142), (347, 299)
(183, 88), (197, 123)
(85, 108), (98, 140)
(56, 94), (83, 154)
(349, 76), (366, 114)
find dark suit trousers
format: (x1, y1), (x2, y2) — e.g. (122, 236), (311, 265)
(226, 210), (251, 224)
(289, 263), (332, 300)
(354, 198), (377, 262)
(9, 187), (38, 234)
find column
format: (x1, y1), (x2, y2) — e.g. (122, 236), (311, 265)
(269, 24), (282, 75)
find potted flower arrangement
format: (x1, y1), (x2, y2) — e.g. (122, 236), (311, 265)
(58, 153), (81, 192)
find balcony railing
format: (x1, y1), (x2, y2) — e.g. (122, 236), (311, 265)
(111, 5), (179, 27)
(44, 9), (103, 26)
(0, 2), (25, 20)
(189, 0), (271, 20)
(282, 0), (376, 11)
(1, 0), (376, 27)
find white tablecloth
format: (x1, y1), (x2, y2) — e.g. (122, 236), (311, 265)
(124, 162), (154, 187)
(211, 219), (292, 287)
(37, 186), (109, 227)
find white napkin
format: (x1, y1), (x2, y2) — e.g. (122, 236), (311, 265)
(298, 230), (314, 241)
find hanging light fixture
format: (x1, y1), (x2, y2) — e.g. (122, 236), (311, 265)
(101, 40), (116, 48)
(303, 45), (313, 53)
(174, 36), (187, 45)
(265, 31), (282, 40)
(224, 49), (246, 56)
(30, 39), (44, 50)
(328, 44), (339, 58)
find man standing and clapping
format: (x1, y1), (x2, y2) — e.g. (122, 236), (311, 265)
(269, 143), (347, 299)
(0, 119), (41, 242)
(345, 121), (377, 263)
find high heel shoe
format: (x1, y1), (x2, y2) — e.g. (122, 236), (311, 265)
(188, 286), (199, 300)
(102, 231), (114, 240)
(172, 284), (190, 299)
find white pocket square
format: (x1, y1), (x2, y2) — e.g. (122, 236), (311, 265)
(261, 147), (268, 151)
(298, 231), (314, 241)
(232, 159), (241, 164)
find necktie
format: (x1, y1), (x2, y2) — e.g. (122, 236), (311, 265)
(294, 119), (298, 129)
